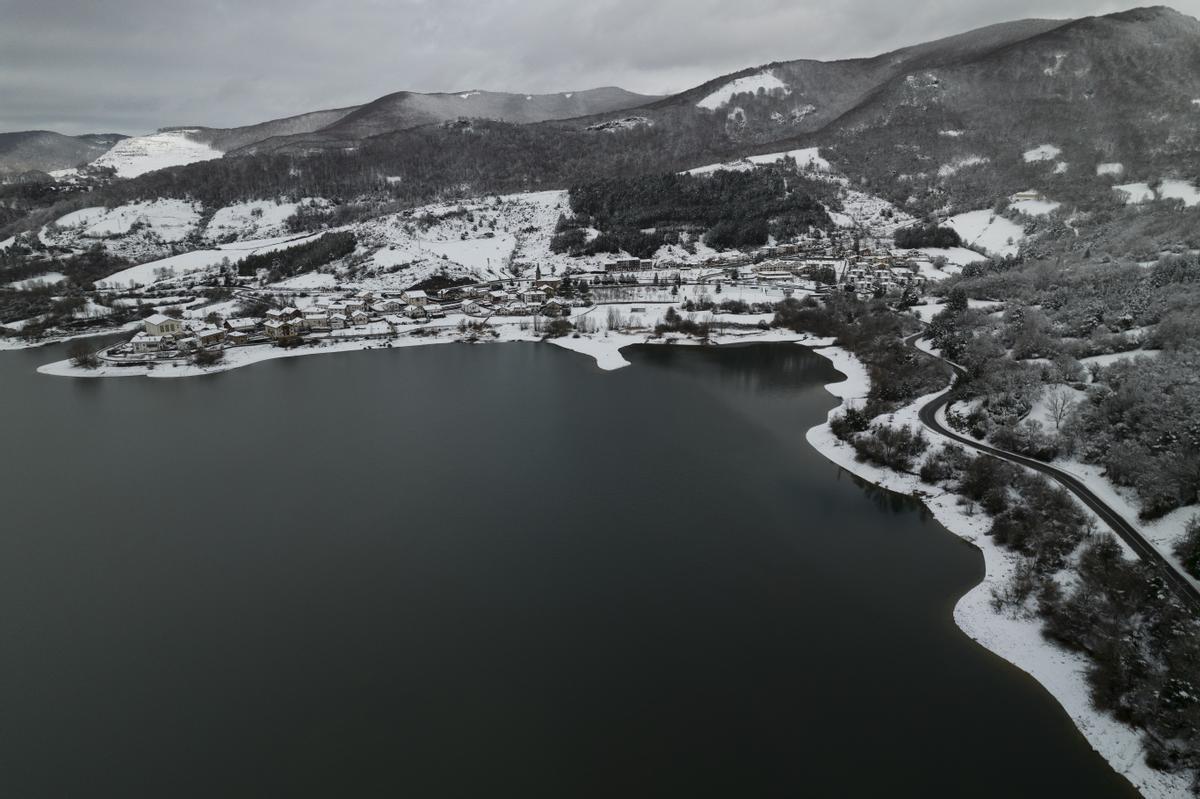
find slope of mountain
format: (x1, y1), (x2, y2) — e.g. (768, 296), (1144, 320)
(179, 105), (362, 152)
(230, 87), (661, 155)
(0, 131), (126, 175)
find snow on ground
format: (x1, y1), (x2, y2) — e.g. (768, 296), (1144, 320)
(1049, 457), (1200, 592)
(937, 155), (988, 178)
(913, 246), (988, 267)
(6, 271), (65, 289)
(1114, 182), (1155, 204)
(944, 210), (1024, 257)
(686, 147), (830, 176)
(696, 70), (789, 110)
(89, 129), (223, 178)
(1096, 162), (1125, 177)
(96, 233), (324, 289)
(939, 129), (965, 137)
(272, 273), (338, 290)
(1079, 348), (1162, 370)
(1157, 178), (1200, 207)
(1008, 193), (1061, 216)
(50, 199), (201, 243)
(0, 236), (15, 251)
(1054, 161), (1069, 174)
(1023, 144), (1061, 162)
(204, 199), (308, 241)
(804, 349), (1193, 799)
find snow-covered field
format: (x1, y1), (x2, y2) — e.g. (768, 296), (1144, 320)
(89, 129), (223, 178)
(696, 70), (789, 110)
(96, 233), (324, 289)
(6, 271), (65, 289)
(51, 199), (201, 243)
(686, 147), (830, 176)
(1115, 182), (1155, 204)
(944, 210), (1024, 257)
(1157, 178), (1200, 207)
(1023, 144), (1061, 162)
(1008, 193), (1061, 216)
(1096, 162), (1125, 177)
(205, 199), (315, 240)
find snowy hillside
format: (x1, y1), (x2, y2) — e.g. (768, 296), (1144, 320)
(90, 130), (223, 178)
(697, 71), (790, 110)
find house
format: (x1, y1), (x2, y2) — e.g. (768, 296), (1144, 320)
(534, 277), (562, 290)
(382, 314), (405, 329)
(373, 299), (404, 313)
(143, 313), (183, 337)
(176, 336), (199, 351)
(130, 332), (167, 353)
(226, 331), (250, 346)
(518, 288), (547, 305)
(351, 310), (371, 326)
(329, 313), (348, 330)
(403, 290), (428, 306)
(463, 299), (490, 315)
(343, 299), (366, 314)
(405, 304), (426, 319)
(488, 290), (511, 304)
(194, 326), (225, 347)
(224, 317), (262, 334)
(264, 319), (302, 339)
(542, 298), (568, 316)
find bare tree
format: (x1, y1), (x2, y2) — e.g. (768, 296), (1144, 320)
(1046, 386), (1074, 433)
(67, 339), (99, 369)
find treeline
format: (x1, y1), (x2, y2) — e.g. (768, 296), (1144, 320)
(773, 294), (946, 417)
(235, 232), (356, 281)
(894, 223), (964, 249)
(915, 441), (1200, 786)
(928, 249), (1200, 518)
(553, 167), (837, 257)
(2, 118), (736, 238)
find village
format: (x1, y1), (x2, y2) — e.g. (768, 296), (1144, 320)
(102, 233), (961, 366)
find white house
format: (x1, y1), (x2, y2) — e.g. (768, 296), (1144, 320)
(130, 332), (166, 353)
(329, 313), (348, 330)
(143, 313), (183, 337)
(403, 289), (429, 307)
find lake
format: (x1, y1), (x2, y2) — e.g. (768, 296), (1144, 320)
(0, 340), (1138, 798)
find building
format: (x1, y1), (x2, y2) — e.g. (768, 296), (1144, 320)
(143, 313), (183, 337)
(329, 313), (348, 330)
(403, 290), (429, 307)
(518, 288), (547, 305)
(351, 310), (371, 326)
(130, 332), (167, 353)
(224, 317), (262, 334)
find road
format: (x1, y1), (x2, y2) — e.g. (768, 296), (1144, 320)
(902, 331), (1200, 612)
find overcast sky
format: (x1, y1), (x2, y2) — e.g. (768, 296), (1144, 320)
(2, 0), (1195, 135)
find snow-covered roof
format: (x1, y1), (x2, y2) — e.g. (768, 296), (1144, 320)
(144, 313), (174, 325)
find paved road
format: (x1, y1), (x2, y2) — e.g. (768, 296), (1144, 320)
(902, 331), (1200, 612)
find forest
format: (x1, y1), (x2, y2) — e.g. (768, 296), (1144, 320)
(553, 166), (837, 257)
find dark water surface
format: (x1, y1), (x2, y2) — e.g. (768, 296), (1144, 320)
(0, 341), (1137, 798)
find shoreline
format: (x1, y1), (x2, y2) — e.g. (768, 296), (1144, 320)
(802, 345), (1189, 799)
(33, 324), (836, 379)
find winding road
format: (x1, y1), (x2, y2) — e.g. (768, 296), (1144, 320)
(903, 331), (1200, 613)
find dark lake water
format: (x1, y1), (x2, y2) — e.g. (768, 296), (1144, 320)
(0, 340), (1138, 798)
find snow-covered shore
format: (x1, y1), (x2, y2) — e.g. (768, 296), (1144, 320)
(36, 322), (836, 379)
(803, 345), (1190, 799)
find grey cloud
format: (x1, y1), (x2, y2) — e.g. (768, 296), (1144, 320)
(0, 0), (1194, 134)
